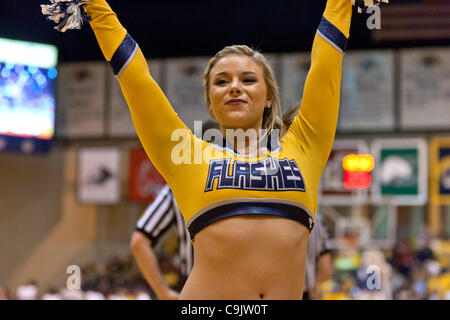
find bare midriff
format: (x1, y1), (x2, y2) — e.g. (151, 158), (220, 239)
(179, 215), (310, 300)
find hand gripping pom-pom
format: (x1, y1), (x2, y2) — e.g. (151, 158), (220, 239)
(351, 0), (389, 14)
(41, 0), (91, 32)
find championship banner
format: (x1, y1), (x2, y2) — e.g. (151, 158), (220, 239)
(371, 138), (428, 205)
(430, 137), (450, 205)
(280, 53), (310, 113)
(128, 149), (166, 203)
(400, 47), (450, 130)
(107, 59), (163, 138)
(339, 50), (395, 132)
(56, 62), (107, 138)
(165, 57), (211, 130)
(320, 139), (370, 205)
(77, 147), (121, 205)
(264, 53), (282, 93)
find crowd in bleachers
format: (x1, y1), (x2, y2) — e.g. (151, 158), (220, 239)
(318, 238), (450, 300)
(0, 253), (179, 300)
(2, 237), (450, 300)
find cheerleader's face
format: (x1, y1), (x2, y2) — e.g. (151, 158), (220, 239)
(208, 54), (270, 133)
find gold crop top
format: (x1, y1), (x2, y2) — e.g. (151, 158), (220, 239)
(85, 0), (352, 239)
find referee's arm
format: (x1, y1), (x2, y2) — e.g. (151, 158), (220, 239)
(130, 186), (179, 300)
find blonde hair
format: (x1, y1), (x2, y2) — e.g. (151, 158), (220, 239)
(203, 45), (299, 137)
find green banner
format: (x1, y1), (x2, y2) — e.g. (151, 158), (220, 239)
(379, 148), (419, 196)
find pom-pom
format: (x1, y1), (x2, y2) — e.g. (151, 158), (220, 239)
(41, 0), (91, 32)
(351, 0), (389, 14)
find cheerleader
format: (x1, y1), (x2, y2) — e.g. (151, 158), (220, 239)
(42, 0), (358, 299)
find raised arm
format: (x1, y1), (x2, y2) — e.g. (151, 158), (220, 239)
(287, 0), (352, 168)
(85, 0), (191, 178)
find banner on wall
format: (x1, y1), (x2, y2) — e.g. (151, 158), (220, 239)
(320, 139), (370, 205)
(128, 149), (166, 203)
(77, 147), (121, 205)
(56, 62), (107, 138)
(107, 59), (163, 138)
(371, 138), (428, 205)
(165, 57), (211, 130)
(430, 137), (450, 205)
(264, 53), (282, 93)
(280, 53), (310, 113)
(400, 47), (450, 130)
(339, 50), (395, 132)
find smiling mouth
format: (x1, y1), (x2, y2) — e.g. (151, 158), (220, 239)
(226, 100), (247, 106)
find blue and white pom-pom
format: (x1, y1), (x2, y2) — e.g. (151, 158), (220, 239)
(351, 0), (389, 14)
(41, 0), (91, 32)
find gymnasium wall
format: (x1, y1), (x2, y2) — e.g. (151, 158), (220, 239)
(0, 140), (146, 291)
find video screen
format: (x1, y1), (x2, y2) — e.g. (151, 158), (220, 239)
(0, 37), (58, 140)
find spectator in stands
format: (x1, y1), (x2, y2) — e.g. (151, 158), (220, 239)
(0, 283), (9, 300)
(41, 287), (63, 300)
(59, 287), (84, 300)
(16, 280), (39, 300)
(415, 237), (434, 263)
(84, 289), (105, 300)
(410, 265), (427, 299)
(392, 239), (415, 277)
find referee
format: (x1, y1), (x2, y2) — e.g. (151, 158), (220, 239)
(130, 185), (192, 300)
(302, 214), (333, 300)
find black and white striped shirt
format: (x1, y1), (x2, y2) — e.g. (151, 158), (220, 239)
(136, 185), (193, 277)
(304, 215), (332, 291)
